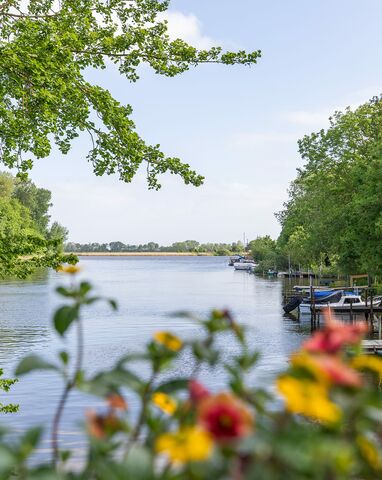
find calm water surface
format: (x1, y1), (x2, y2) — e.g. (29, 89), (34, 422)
(0, 256), (311, 461)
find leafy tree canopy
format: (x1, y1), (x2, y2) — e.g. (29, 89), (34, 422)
(0, 0), (261, 189)
(277, 96), (382, 275)
(0, 172), (73, 277)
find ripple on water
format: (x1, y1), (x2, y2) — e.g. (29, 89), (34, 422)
(0, 257), (310, 460)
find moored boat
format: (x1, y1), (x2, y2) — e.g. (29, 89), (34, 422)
(233, 260), (258, 271)
(228, 255), (245, 266)
(298, 293), (382, 315)
(314, 294), (382, 313)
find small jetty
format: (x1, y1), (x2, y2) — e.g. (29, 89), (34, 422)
(362, 340), (382, 354)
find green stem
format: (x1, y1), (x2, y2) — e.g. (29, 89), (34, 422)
(51, 315), (84, 466)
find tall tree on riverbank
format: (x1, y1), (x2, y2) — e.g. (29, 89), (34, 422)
(0, 172), (73, 277)
(277, 96), (382, 275)
(0, 0), (260, 189)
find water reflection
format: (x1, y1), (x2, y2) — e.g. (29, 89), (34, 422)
(0, 257), (314, 458)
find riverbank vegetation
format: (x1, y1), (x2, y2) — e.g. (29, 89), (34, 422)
(249, 96), (382, 278)
(277, 96), (382, 276)
(65, 240), (246, 256)
(0, 172), (73, 278)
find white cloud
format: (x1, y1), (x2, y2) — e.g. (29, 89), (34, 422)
(159, 11), (216, 50)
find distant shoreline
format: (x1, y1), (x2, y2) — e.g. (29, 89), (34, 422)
(66, 252), (215, 257)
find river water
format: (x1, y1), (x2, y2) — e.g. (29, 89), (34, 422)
(0, 256), (312, 462)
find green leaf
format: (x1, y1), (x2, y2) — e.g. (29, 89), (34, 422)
(109, 299), (118, 310)
(55, 286), (75, 298)
(15, 355), (58, 376)
(21, 427), (43, 450)
(53, 305), (79, 336)
(59, 351), (69, 365)
(81, 368), (144, 397)
(117, 353), (150, 367)
(19, 427), (43, 461)
(79, 281), (92, 296)
(154, 378), (189, 394)
(123, 446), (154, 480)
(0, 447), (15, 475)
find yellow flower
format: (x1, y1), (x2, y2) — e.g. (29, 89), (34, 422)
(357, 435), (382, 471)
(291, 352), (329, 383)
(277, 375), (342, 424)
(352, 355), (382, 376)
(152, 392), (177, 415)
(156, 427), (213, 463)
(154, 331), (183, 352)
(56, 264), (81, 275)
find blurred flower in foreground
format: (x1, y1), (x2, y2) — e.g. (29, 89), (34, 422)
(154, 331), (183, 352)
(292, 352), (362, 387)
(352, 355), (382, 376)
(56, 264), (81, 275)
(156, 427), (213, 463)
(152, 392), (177, 415)
(189, 380), (210, 404)
(357, 435), (382, 471)
(198, 392), (253, 442)
(86, 410), (122, 439)
(303, 309), (367, 354)
(277, 376), (342, 424)
(107, 393), (127, 411)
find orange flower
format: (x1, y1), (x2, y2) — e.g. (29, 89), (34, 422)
(107, 393), (128, 411)
(303, 309), (367, 354)
(86, 410), (122, 439)
(198, 392), (253, 442)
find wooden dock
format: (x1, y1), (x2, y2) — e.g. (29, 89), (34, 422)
(362, 340), (382, 353)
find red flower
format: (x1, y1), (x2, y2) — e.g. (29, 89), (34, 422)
(198, 393), (253, 442)
(189, 380), (210, 404)
(314, 355), (363, 387)
(303, 309), (367, 354)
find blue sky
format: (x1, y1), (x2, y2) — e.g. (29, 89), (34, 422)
(29, 0), (382, 244)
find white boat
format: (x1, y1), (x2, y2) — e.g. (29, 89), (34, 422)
(233, 260), (258, 271)
(300, 293), (382, 314)
(228, 255), (245, 266)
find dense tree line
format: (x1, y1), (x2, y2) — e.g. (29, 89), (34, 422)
(276, 96), (382, 275)
(0, 172), (71, 277)
(65, 240), (246, 255)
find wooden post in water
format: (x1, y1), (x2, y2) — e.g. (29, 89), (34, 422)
(370, 288), (374, 320)
(310, 275), (316, 328)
